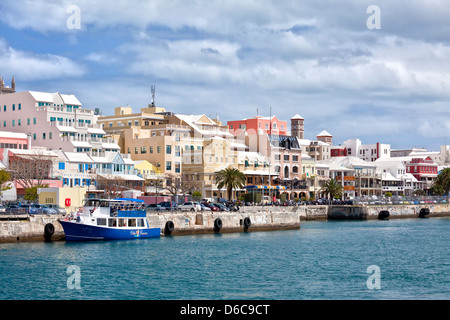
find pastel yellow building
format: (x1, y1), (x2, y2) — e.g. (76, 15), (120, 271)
(38, 187), (87, 214)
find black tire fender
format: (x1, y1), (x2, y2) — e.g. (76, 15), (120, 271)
(164, 220), (175, 235)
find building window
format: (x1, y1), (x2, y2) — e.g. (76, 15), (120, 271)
(166, 145), (172, 154)
(157, 146), (161, 153)
(33, 118), (36, 124)
(59, 162), (65, 170)
(166, 161), (172, 171)
(141, 146), (147, 154)
(12, 104), (15, 111)
(12, 120), (15, 127)
(150, 146), (153, 153)
(18, 103), (21, 110)
(43, 133), (46, 140)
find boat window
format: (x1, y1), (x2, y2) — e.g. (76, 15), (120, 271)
(108, 219), (117, 227)
(85, 199), (100, 207)
(128, 219), (136, 227)
(137, 219), (145, 227)
(100, 201), (110, 208)
(97, 218), (107, 226)
(118, 218), (127, 227)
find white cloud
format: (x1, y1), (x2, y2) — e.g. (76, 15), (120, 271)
(0, 39), (86, 80)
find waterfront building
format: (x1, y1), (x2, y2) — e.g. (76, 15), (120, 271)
(98, 106), (231, 178)
(406, 156), (439, 192)
(318, 156), (383, 199)
(0, 90), (118, 155)
(374, 159), (420, 196)
(228, 115), (288, 136)
(134, 160), (165, 194)
(0, 131), (29, 161)
(2, 148), (62, 199)
(230, 114), (303, 201)
(53, 150), (144, 192)
(316, 130), (333, 145)
(391, 145), (450, 166)
(335, 138), (390, 162)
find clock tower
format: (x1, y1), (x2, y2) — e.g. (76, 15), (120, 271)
(291, 114), (304, 139)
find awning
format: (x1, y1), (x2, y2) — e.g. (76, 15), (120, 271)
(244, 185), (286, 190)
(98, 174), (144, 181)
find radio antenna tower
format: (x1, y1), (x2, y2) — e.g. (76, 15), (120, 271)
(151, 85), (156, 106)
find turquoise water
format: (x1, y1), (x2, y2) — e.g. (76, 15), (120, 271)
(1, 218), (449, 300)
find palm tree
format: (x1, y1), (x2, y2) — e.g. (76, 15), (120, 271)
(320, 178), (344, 201)
(433, 168), (450, 195)
(215, 167), (246, 201)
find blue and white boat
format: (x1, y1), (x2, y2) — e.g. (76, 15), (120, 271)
(59, 198), (160, 241)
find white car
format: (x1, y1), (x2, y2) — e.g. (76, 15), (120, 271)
(179, 201), (202, 212)
(0, 205), (6, 213)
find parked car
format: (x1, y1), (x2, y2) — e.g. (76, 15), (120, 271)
(213, 203), (230, 211)
(200, 203), (211, 211)
(179, 201), (202, 212)
(19, 204), (38, 214)
(146, 204), (162, 211)
(0, 205), (6, 213)
(159, 201), (179, 211)
(30, 204), (57, 214)
(201, 202), (219, 211)
(47, 204), (66, 214)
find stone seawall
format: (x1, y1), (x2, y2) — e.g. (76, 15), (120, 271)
(147, 210), (301, 236)
(0, 215), (65, 243)
(328, 204), (450, 220)
(0, 204), (448, 243)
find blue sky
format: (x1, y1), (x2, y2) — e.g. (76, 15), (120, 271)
(0, 0), (449, 150)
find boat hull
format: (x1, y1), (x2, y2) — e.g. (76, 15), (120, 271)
(59, 220), (161, 241)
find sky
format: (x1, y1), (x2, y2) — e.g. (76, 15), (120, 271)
(0, 0), (449, 151)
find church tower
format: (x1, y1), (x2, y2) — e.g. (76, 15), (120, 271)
(291, 114), (304, 139)
(0, 74), (16, 94)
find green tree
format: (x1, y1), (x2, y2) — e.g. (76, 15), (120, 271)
(433, 168), (450, 195)
(24, 185), (48, 202)
(320, 178), (344, 200)
(215, 167), (246, 201)
(0, 169), (12, 197)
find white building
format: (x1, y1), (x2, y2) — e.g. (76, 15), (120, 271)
(374, 158), (422, 196)
(0, 90), (120, 155)
(342, 138), (390, 162)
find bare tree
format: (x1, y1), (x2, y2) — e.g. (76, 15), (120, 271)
(8, 151), (55, 189)
(96, 176), (127, 199)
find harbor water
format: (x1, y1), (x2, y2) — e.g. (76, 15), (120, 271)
(1, 217), (449, 300)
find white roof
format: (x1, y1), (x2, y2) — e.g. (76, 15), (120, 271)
(57, 126), (78, 133)
(102, 143), (121, 150)
(317, 130), (332, 137)
(7, 148), (58, 158)
(98, 174), (144, 181)
(71, 141), (92, 148)
(381, 172), (400, 181)
(64, 152), (94, 163)
(87, 128), (106, 135)
(60, 94), (81, 106)
(28, 91), (55, 103)
(0, 131), (28, 139)
(28, 91), (81, 106)
(291, 114), (304, 120)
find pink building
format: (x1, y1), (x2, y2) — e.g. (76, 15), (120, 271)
(228, 115), (288, 136)
(0, 131), (29, 161)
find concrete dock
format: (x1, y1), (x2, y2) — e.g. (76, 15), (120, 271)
(0, 204), (449, 243)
